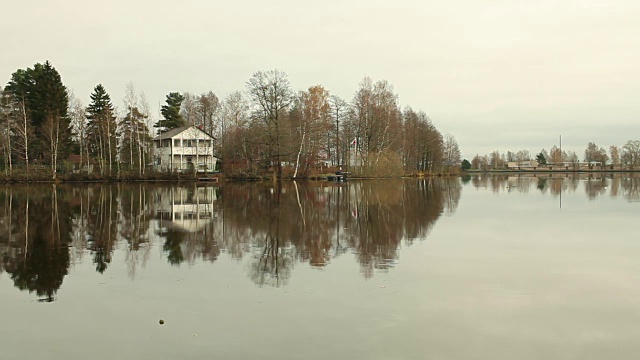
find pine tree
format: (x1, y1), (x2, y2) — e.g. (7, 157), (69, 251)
(4, 61), (70, 175)
(155, 92), (185, 133)
(86, 84), (117, 175)
(536, 152), (547, 165)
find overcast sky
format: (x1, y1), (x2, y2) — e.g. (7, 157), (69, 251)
(2, 0), (639, 159)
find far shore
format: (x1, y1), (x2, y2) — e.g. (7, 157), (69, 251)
(1, 169), (636, 184)
(465, 169), (640, 174)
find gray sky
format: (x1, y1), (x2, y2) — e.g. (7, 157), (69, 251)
(2, 0), (639, 159)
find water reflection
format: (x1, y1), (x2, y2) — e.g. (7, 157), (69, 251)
(469, 172), (640, 201)
(0, 187), (72, 302)
(1, 175), (637, 301)
(0, 179), (459, 300)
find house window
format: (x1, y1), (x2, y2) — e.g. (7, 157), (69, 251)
(174, 139), (181, 147)
(163, 139), (171, 147)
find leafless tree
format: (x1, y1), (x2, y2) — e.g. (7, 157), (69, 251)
(610, 145), (621, 165)
(329, 95), (348, 166)
(69, 92), (87, 172)
(291, 85), (332, 177)
(622, 140), (640, 167)
(443, 134), (461, 172)
(0, 90), (12, 175)
(246, 69), (293, 177)
(350, 77), (402, 171)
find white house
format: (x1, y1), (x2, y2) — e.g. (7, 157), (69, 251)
(153, 126), (219, 173)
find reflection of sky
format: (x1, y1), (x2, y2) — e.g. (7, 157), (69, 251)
(1, 178), (639, 359)
(411, 178), (640, 359)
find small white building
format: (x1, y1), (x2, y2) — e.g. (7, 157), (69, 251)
(507, 160), (539, 169)
(153, 126), (219, 173)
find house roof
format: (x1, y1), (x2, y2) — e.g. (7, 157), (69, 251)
(153, 125), (216, 141)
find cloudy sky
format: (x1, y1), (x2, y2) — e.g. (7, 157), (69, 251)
(2, 0), (639, 159)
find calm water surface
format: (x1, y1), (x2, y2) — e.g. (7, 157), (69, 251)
(1, 175), (639, 359)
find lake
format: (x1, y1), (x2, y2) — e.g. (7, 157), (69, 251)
(1, 174), (639, 359)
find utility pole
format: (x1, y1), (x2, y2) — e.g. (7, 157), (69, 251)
(559, 135), (562, 158)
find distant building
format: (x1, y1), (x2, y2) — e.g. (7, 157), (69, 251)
(507, 160), (539, 169)
(153, 126), (219, 173)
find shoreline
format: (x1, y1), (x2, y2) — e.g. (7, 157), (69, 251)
(464, 169), (640, 174)
(1, 170), (636, 184)
(0, 172), (463, 184)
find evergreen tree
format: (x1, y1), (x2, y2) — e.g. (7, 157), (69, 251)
(4, 61), (71, 171)
(156, 92), (185, 133)
(86, 84), (117, 175)
(536, 152), (547, 165)
(461, 159), (471, 170)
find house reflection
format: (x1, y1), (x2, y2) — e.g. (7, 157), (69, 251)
(154, 186), (222, 266)
(155, 186), (219, 232)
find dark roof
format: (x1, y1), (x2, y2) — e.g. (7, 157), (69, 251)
(153, 125), (216, 141)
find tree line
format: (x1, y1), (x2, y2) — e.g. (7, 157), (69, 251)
(466, 140), (640, 170)
(1, 61), (460, 180)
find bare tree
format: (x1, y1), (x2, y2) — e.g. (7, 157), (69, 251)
(122, 82), (138, 170)
(0, 90), (12, 175)
(548, 145), (563, 164)
(219, 91), (250, 173)
(139, 92), (153, 174)
(402, 107), (443, 174)
(291, 85), (332, 178)
(11, 94), (31, 172)
(42, 112), (63, 179)
(622, 140), (640, 168)
(198, 91), (219, 137)
(489, 150), (505, 169)
(69, 92), (87, 172)
(443, 134), (461, 172)
(329, 95), (348, 166)
(350, 77), (402, 172)
(180, 92), (199, 126)
(610, 145), (621, 166)
(246, 69), (293, 177)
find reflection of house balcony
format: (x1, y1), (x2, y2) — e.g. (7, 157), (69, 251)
(155, 187), (219, 232)
(156, 207), (214, 232)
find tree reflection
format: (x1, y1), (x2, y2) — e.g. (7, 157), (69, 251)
(0, 180), (459, 298)
(86, 186), (118, 273)
(154, 186), (222, 266)
(466, 173), (639, 202)
(214, 179), (454, 282)
(0, 186), (72, 302)
(12, 176), (640, 299)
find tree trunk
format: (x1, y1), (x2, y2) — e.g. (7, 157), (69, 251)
(21, 101), (29, 173)
(293, 132), (305, 178)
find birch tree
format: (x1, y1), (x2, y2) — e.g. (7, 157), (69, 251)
(0, 90), (12, 175)
(291, 85), (331, 177)
(69, 92), (87, 172)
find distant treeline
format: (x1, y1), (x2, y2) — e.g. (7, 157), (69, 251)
(466, 141), (640, 170)
(1, 61), (461, 180)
